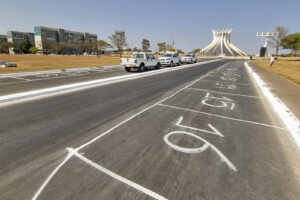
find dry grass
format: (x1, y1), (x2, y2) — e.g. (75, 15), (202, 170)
(0, 54), (130, 73)
(252, 59), (300, 85)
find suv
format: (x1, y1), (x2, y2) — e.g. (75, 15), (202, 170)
(121, 52), (161, 72)
(159, 52), (181, 67)
(181, 54), (197, 64)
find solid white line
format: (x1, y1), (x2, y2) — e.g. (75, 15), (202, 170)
(0, 59), (220, 106)
(158, 103), (287, 130)
(31, 153), (73, 200)
(245, 62), (300, 147)
(185, 88), (263, 98)
(9, 76), (32, 81)
(67, 148), (168, 200)
(196, 79), (251, 85)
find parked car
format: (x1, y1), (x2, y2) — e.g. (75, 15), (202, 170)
(121, 52), (160, 72)
(159, 52), (181, 67)
(181, 54), (197, 64)
(0, 60), (18, 68)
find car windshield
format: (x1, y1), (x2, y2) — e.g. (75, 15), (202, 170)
(184, 55), (192, 57)
(163, 54), (173, 57)
(133, 54), (144, 58)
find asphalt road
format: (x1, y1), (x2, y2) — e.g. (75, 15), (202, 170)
(0, 60), (300, 200)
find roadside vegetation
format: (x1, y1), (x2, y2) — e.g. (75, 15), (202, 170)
(253, 58), (300, 85)
(0, 54), (129, 73)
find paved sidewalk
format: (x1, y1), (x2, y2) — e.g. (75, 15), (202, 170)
(250, 62), (300, 121)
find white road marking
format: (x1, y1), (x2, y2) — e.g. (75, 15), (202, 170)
(163, 131), (237, 171)
(31, 62), (223, 200)
(0, 59), (220, 106)
(31, 153), (73, 200)
(9, 76), (32, 81)
(245, 62), (300, 147)
(158, 103), (287, 130)
(214, 83), (236, 90)
(175, 116), (224, 137)
(202, 99), (235, 110)
(197, 80), (251, 85)
(67, 148), (168, 200)
(185, 88), (262, 98)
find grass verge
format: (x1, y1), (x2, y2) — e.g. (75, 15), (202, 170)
(0, 54), (130, 74)
(252, 59), (300, 85)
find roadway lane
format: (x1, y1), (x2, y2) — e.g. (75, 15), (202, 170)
(1, 60), (300, 200)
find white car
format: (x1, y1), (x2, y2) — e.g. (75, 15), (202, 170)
(181, 54), (197, 64)
(121, 52), (161, 72)
(0, 60), (17, 68)
(159, 52), (181, 67)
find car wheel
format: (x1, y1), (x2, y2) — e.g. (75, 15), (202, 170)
(139, 64), (145, 72)
(155, 62), (161, 70)
(125, 67), (130, 72)
(178, 61), (181, 66)
(170, 62), (173, 67)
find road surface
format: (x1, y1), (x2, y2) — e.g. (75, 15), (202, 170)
(0, 60), (299, 200)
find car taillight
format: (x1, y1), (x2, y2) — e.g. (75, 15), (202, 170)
(134, 60), (137, 63)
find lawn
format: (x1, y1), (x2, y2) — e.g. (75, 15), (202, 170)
(252, 58), (300, 85)
(0, 54), (129, 73)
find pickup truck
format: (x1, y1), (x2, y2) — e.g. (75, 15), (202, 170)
(121, 52), (161, 72)
(159, 52), (181, 67)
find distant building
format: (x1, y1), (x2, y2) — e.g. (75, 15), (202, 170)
(0, 34), (7, 42)
(7, 31), (35, 46)
(34, 26), (97, 53)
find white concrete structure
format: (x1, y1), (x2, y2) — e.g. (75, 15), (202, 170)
(256, 32), (279, 56)
(200, 29), (246, 56)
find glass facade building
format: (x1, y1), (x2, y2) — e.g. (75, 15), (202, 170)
(0, 34), (7, 42)
(6, 31), (35, 46)
(34, 26), (97, 53)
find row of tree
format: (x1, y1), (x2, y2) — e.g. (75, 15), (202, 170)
(269, 26), (300, 56)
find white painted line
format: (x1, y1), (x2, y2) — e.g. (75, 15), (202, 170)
(245, 62), (300, 147)
(67, 148), (168, 200)
(185, 88), (263, 98)
(163, 131), (237, 171)
(0, 59), (220, 106)
(175, 116), (224, 137)
(31, 62), (222, 199)
(197, 79), (251, 85)
(31, 153), (73, 200)
(9, 76), (32, 81)
(158, 103), (287, 130)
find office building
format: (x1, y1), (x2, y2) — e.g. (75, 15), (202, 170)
(0, 34), (7, 42)
(7, 31), (35, 46)
(34, 26), (97, 53)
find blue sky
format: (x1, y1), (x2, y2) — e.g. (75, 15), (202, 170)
(1, 0), (299, 54)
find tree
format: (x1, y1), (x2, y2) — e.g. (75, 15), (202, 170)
(167, 48), (176, 52)
(0, 42), (13, 53)
(269, 26), (289, 56)
(133, 47), (141, 52)
(177, 49), (184, 54)
(108, 30), (127, 57)
(42, 40), (54, 54)
(191, 48), (201, 54)
(165, 44), (173, 51)
(142, 39), (150, 52)
(96, 40), (112, 59)
(18, 39), (33, 53)
(29, 47), (39, 54)
(281, 33), (300, 56)
(157, 42), (167, 52)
